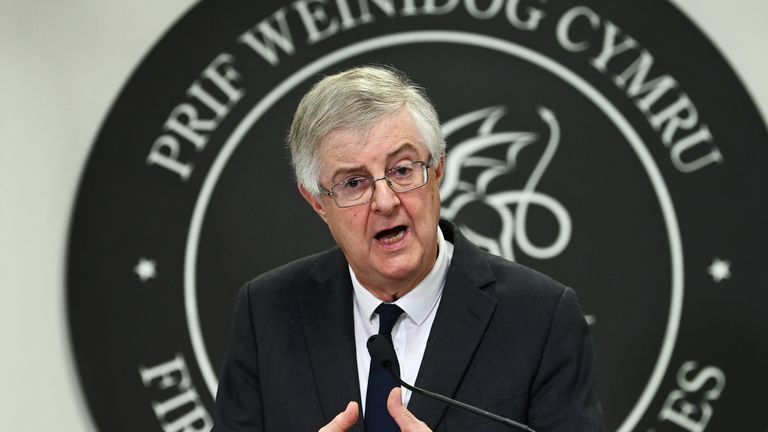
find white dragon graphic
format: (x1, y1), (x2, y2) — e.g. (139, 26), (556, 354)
(440, 105), (572, 261)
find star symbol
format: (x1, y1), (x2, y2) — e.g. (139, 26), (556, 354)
(707, 258), (731, 283)
(134, 257), (157, 282)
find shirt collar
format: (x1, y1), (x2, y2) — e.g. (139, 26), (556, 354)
(351, 226), (454, 327)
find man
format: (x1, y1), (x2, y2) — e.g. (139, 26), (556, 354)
(213, 66), (602, 431)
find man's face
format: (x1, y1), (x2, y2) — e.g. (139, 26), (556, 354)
(300, 108), (445, 300)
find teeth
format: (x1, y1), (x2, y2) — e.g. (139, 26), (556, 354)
(378, 227), (405, 244)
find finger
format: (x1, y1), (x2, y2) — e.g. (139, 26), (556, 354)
(387, 388), (432, 432)
(319, 401), (359, 432)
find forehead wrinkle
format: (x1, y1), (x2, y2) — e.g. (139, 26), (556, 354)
(318, 110), (428, 184)
(318, 127), (366, 183)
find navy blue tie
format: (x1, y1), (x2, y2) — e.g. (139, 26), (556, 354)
(365, 303), (404, 432)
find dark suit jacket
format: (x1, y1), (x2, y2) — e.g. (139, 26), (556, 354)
(213, 220), (602, 431)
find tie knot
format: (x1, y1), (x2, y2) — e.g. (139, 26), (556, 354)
(375, 303), (403, 335)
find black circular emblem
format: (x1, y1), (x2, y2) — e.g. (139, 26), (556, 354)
(68, 1), (768, 431)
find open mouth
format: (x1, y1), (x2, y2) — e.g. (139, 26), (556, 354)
(375, 225), (408, 245)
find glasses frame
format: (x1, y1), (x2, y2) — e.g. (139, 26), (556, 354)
(319, 160), (431, 208)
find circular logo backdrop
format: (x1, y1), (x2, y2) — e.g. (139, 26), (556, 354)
(68, 1), (768, 431)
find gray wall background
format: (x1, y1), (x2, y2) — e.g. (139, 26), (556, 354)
(1, 1), (765, 430)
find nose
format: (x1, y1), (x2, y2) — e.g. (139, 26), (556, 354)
(370, 177), (400, 214)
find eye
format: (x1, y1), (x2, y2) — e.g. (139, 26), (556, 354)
(340, 176), (369, 191)
(389, 164), (414, 179)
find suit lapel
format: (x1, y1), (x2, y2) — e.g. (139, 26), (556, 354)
(299, 249), (365, 432)
(408, 221), (498, 429)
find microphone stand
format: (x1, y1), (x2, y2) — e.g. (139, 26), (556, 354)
(367, 334), (535, 432)
(383, 362), (536, 432)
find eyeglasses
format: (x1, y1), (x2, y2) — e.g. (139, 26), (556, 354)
(319, 161), (431, 208)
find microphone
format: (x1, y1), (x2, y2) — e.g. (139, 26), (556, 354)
(367, 335), (536, 432)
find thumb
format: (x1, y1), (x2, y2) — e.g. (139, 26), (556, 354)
(319, 401), (359, 432)
(387, 388), (431, 432)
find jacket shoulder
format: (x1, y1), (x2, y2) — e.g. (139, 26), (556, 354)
(242, 246), (346, 299)
(442, 218), (568, 302)
(486, 252), (567, 296)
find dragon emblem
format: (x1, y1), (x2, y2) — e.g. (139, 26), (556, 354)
(440, 105), (572, 261)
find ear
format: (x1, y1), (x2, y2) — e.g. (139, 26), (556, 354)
(299, 184), (328, 224)
(434, 154), (446, 185)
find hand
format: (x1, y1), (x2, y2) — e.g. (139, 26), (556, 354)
(387, 388), (432, 432)
(319, 401), (359, 432)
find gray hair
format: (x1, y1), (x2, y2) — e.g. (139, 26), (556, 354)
(287, 65), (445, 196)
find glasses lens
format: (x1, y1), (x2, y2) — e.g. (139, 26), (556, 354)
(326, 162), (430, 208)
(332, 176), (372, 207)
(388, 162), (427, 192)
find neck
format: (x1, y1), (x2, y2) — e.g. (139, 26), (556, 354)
(356, 267), (425, 302)
(356, 243), (440, 302)
(363, 282), (416, 303)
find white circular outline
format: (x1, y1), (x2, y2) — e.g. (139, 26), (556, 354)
(184, 31), (684, 432)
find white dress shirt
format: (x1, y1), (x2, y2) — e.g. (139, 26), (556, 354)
(351, 227), (454, 413)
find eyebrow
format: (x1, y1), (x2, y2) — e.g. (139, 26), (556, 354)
(327, 142), (424, 184)
(386, 143), (420, 161)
